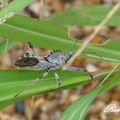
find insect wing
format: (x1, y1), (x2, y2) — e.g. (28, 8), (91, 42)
(15, 57), (39, 67)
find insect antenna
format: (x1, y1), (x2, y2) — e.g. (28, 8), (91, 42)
(72, 28), (82, 51)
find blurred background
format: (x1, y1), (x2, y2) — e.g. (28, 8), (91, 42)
(0, 0), (120, 120)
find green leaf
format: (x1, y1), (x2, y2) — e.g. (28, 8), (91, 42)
(98, 71), (120, 95)
(45, 6), (120, 26)
(59, 87), (102, 120)
(0, 40), (16, 55)
(0, 15), (120, 62)
(0, 0), (34, 19)
(116, 118), (120, 120)
(0, 69), (91, 109)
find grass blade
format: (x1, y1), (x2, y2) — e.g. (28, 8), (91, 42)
(0, 0), (34, 20)
(45, 6), (120, 26)
(59, 87), (102, 120)
(0, 15), (120, 62)
(0, 69), (92, 109)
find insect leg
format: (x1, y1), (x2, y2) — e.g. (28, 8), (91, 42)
(14, 68), (50, 98)
(28, 42), (38, 56)
(62, 67), (93, 80)
(53, 70), (61, 87)
(22, 42), (38, 56)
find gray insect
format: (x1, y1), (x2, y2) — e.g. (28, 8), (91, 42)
(14, 41), (93, 98)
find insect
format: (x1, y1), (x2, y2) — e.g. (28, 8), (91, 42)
(14, 41), (93, 98)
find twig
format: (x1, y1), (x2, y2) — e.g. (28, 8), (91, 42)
(29, 96), (35, 120)
(67, 2), (120, 67)
(39, 0), (44, 20)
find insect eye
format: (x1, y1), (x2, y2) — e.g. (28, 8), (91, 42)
(26, 53), (30, 57)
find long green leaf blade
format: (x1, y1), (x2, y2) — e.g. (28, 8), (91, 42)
(45, 6), (120, 26)
(0, 0), (34, 19)
(98, 71), (120, 95)
(0, 69), (91, 109)
(59, 87), (102, 120)
(0, 15), (120, 62)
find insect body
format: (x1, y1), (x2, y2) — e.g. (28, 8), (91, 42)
(14, 42), (93, 98)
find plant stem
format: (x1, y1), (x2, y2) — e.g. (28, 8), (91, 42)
(97, 62), (120, 87)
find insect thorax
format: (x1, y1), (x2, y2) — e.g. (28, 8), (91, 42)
(44, 50), (65, 65)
